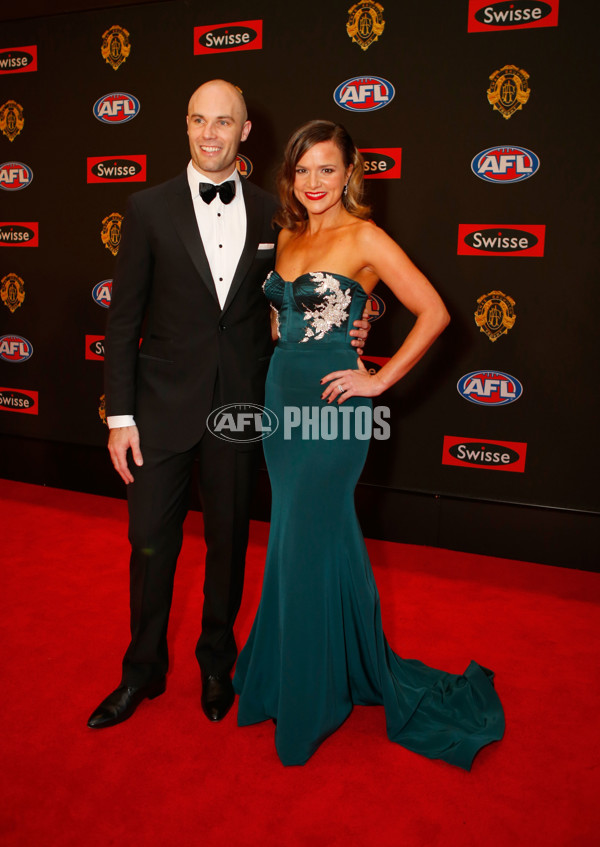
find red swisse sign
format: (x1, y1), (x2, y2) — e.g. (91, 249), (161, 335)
(468, 1), (559, 32)
(361, 355), (391, 375)
(360, 148), (402, 179)
(0, 45), (38, 74)
(85, 335), (105, 361)
(457, 224), (545, 256)
(0, 222), (39, 246)
(87, 155), (147, 183)
(194, 20), (263, 54)
(0, 386), (38, 414)
(442, 435), (527, 472)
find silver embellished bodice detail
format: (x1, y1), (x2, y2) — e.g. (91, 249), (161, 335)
(263, 270), (368, 347)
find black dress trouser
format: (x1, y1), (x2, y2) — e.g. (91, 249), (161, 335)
(121, 428), (260, 687)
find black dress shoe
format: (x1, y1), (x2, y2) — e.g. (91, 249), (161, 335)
(87, 677), (166, 729)
(201, 673), (234, 722)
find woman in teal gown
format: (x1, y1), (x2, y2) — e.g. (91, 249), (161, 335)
(233, 120), (505, 768)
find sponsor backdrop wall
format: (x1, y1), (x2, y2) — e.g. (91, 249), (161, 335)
(1, 0), (598, 566)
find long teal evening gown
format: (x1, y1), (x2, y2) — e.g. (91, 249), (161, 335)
(233, 270), (505, 768)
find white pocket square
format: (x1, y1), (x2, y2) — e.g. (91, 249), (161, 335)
(258, 243), (275, 250)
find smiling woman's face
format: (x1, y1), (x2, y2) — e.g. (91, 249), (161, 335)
(293, 140), (353, 215)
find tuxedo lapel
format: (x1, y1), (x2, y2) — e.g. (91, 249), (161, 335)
(222, 179), (263, 314)
(166, 172), (220, 304)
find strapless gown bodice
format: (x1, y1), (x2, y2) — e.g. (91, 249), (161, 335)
(263, 270), (368, 346)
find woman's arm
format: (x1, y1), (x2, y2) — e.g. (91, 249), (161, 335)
(322, 223), (450, 402)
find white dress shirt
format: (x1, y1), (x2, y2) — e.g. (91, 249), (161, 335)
(107, 161), (247, 430)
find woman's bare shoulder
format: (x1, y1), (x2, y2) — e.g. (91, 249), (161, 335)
(277, 227), (295, 249)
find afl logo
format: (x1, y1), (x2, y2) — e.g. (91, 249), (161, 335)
(457, 370), (523, 406)
(92, 280), (112, 308)
(365, 292), (386, 322)
(93, 92), (140, 124)
(207, 403), (279, 443)
(0, 162), (33, 191)
(472, 146), (539, 183)
(235, 154), (253, 178)
(333, 76), (394, 112)
(0, 334), (33, 363)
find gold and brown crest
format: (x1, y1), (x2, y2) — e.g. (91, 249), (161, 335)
(347, 1), (385, 51)
(0, 272), (25, 313)
(101, 25), (131, 70)
(487, 65), (530, 120)
(98, 394), (107, 425)
(474, 291), (516, 342)
(0, 100), (25, 142)
(101, 212), (123, 256)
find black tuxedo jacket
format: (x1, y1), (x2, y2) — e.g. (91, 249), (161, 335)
(104, 171), (279, 452)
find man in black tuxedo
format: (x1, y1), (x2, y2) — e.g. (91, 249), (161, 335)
(88, 80), (366, 729)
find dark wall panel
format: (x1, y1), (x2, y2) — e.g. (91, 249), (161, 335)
(1, 1), (598, 541)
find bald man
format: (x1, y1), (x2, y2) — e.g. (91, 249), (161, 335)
(88, 81), (366, 729)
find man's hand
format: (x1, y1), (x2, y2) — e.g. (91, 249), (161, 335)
(108, 425), (143, 484)
(349, 308), (372, 357)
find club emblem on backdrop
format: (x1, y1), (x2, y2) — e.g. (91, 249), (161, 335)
(101, 213), (123, 256)
(474, 291), (516, 342)
(487, 65), (530, 119)
(98, 394), (107, 425)
(346, 1), (385, 51)
(0, 100), (24, 142)
(1, 272), (25, 313)
(101, 26), (131, 70)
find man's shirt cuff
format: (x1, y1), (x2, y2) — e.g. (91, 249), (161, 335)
(106, 414), (136, 429)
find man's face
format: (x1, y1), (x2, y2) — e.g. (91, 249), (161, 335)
(186, 82), (251, 182)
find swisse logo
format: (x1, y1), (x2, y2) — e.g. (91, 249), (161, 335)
(457, 370), (523, 406)
(85, 335), (105, 361)
(0, 223), (39, 246)
(93, 92), (140, 124)
(194, 20), (263, 55)
(87, 155), (147, 183)
(472, 146), (539, 183)
(362, 355), (391, 375)
(0, 161), (33, 191)
(360, 148), (402, 179)
(468, 0), (559, 32)
(0, 334), (33, 363)
(92, 279), (112, 308)
(0, 46), (37, 74)
(365, 292), (386, 322)
(334, 76), (394, 112)
(0, 386), (38, 414)
(207, 403), (279, 443)
(442, 435), (527, 472)
(458, 224), (545, 256)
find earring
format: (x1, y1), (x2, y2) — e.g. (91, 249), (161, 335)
(343, 183), (348, 196)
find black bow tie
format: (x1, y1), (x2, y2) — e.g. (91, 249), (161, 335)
(199, 180), (236, 205)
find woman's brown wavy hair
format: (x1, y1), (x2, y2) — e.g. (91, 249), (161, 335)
(274, 120), (371, 232)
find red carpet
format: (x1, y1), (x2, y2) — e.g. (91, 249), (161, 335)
(1, 479), (599, 846)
